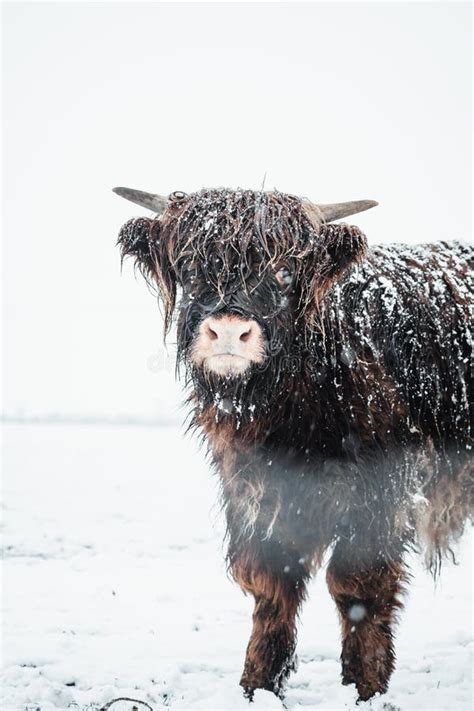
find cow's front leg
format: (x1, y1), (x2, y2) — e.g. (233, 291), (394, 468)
(326, 541), (407, 701)
(231, 540), (309, 698)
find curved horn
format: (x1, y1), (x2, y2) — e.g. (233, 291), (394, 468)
(317, 200), (378, 222)
(113, 186), (168, 215)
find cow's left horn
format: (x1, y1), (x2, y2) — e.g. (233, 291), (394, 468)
(317, 200), (378, 222)
(113, 187), (168, 215)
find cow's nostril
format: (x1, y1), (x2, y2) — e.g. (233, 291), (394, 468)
(206, 324), (218, 341)
(240, 327), (252, 343)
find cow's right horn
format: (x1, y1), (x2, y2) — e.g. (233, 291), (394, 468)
(113, 187), (168, 215)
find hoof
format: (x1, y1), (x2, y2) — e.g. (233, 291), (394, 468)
(240, 677), (283, 702)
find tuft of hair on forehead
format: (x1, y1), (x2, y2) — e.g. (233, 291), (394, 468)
(157, 188), (320, 295)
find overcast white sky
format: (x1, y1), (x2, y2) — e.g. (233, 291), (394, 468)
(3, 2), (472, 420)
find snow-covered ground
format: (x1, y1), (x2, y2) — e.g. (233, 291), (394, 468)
(2, 423), (472, 711)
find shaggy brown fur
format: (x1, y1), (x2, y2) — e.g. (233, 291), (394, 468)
(327, 549), (407, 700)
(117, 188), (473, 701)
(232, 545), (309, 696)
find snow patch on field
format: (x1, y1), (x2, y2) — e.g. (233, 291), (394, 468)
(1, 424), (472, 710)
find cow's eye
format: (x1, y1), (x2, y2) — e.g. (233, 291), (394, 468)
(275, 265), (294, 289)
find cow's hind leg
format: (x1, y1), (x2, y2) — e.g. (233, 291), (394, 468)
(326, 541), (407, 701)
(231, 540), (310, 698)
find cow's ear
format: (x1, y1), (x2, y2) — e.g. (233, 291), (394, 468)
(117, 216), (176, 332)
(118, 217), (156, 279)
(308, 223), (368, 306)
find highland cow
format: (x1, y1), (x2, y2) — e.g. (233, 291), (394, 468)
(115, 186), (473, 701)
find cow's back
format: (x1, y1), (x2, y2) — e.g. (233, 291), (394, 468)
(338, 240), (473, 449)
